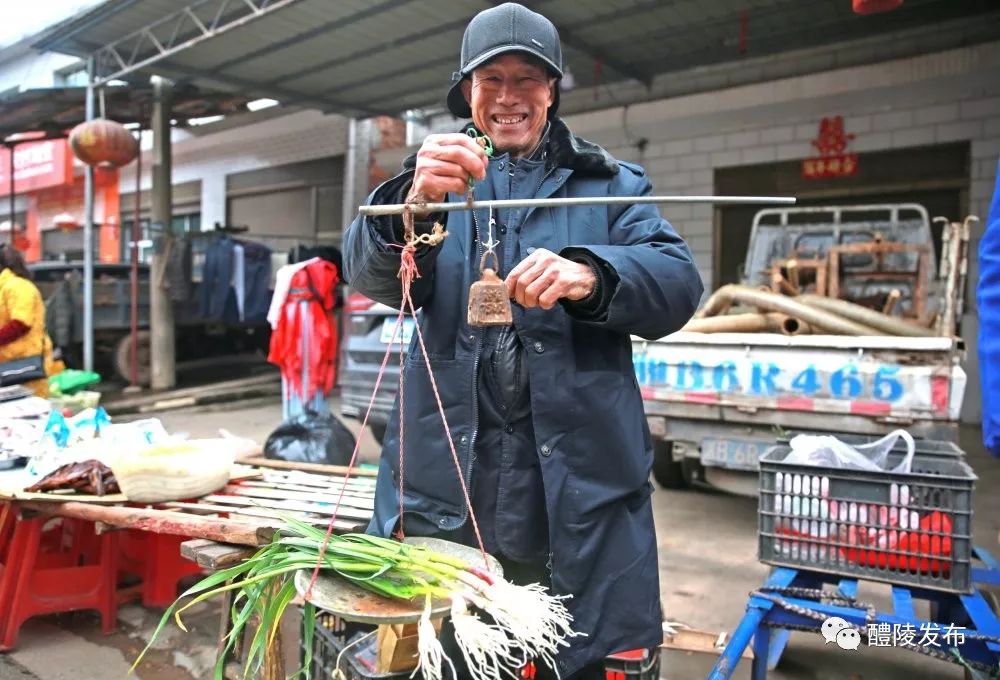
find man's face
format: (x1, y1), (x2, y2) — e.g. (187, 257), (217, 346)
(461, 54), (555, 159)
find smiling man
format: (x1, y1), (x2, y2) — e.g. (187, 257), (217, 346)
(344, 3), (703, 679)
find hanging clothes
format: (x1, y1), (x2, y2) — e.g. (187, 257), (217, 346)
(267, 259), (340, 408)
(267, 257), (319, 329)
(199, 236), (273, 323)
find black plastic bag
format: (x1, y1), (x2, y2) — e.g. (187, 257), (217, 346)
(264, 409), (357, 466)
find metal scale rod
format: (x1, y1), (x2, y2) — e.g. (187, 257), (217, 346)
(359, 194), (796, 216)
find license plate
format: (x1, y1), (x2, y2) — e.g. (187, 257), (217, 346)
(700, 437), (773, 471)
(380, 317), (415, 345)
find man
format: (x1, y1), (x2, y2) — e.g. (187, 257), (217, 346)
(343, 3), (703, 678)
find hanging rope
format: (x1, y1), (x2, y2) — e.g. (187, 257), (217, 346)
(306, 180), (495, 597)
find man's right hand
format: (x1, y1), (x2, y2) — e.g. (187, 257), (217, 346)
(407, 133), (489, 204)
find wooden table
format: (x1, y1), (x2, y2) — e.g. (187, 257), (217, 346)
(0, 458), (378, 661)
(8, 457), (377, 545)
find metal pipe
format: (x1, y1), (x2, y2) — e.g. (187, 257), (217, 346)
(82, 56), (95, 372)
(697, 285), (884, 335)
(682, 313), (785, 334)
(358, 194), (796, 216)
(682, 312), (812, 336)
(130, 125), (142, 387)
(7, 142), (14, 246)
(796, 294), (935, 337)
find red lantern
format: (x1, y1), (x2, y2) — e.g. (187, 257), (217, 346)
(852, 0), (903, 14)
(69, 118), (139, 169)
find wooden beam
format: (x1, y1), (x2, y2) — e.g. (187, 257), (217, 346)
(20, 500), (273, 546)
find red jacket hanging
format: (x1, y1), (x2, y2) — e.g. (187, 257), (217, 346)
(267, 259), (339, 401)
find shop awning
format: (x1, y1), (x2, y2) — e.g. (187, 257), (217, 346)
(0, 84), (256, 140)
(33, 0), (1000, 119)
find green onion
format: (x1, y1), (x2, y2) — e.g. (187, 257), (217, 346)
(130, 519), (579, 680)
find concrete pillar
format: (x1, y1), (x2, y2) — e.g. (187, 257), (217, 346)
(150, 76), (175, 390)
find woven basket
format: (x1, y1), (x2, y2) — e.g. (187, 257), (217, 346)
(111, 439), (236, 503)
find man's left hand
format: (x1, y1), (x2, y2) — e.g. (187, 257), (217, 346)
(505, 248), (596, 310)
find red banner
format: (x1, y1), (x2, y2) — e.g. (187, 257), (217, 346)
(0, 140), (73, 196)
(802, 154), (859, 179)
(802, 116), (859, 180)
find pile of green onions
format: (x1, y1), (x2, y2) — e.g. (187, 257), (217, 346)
(131, 517), (579, 680)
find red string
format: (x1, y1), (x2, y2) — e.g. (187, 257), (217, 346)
(305, 236), (490, 599)
(397, 245), (488, 567)
(304, 299), (405, 599)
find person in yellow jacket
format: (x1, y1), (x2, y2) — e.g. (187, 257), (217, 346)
(0, 244), (60, 397)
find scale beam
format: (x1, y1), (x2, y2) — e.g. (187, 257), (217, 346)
(358, 195), (796, 217)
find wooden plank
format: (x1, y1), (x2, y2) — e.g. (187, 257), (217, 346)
(202, 494), (373, 522)
(105, 373), (280, 411)
(241, 457), (378, 478)
(252, 472), (376, 489)
(162, 501), (363, 533)
(181, 539), (256, 570)
(260, 469), (376, 486)
(661, 629), (753, 659)
(20, 500), (274, 546)
(238, 478), (374, 495)
(221, 485), (374, 510)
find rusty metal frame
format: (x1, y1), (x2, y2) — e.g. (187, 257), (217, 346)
(827, 240), (930, 324)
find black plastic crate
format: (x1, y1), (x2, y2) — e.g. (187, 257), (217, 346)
(603, 648), (660, 680)
(301, 613), (387, 680)
(758, 445), (976, 593)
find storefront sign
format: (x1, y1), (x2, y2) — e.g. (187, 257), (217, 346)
(0, 140), (73, 195)
(802, 116), (858, 179)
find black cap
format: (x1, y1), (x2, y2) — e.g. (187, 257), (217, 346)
(447, 3), (563, 119)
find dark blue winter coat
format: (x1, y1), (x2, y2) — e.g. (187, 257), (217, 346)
(343, 117), (704, 675)
(979, 158), (1000, 458)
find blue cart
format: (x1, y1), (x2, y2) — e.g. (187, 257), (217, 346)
(708, 545), (1000, 679)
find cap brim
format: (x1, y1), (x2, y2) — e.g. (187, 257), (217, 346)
(445, 46), (562, 119)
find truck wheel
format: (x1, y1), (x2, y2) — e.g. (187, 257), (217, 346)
(369, 422), (387, 446)
(652, 440), (688, 490)
(114, 331), (151, 387)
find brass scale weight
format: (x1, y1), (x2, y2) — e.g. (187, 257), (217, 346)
(384, 129), (797, 327)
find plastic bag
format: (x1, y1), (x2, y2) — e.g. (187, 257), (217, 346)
(783, 429), (916, 474)
(264, 409), (357, 466)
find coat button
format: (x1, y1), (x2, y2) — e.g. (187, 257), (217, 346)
(540, 445), (551, 456)
(460, 435), (468, 445)
(526, 246), (536, 254)
(498, 224), (507, 235)
(504, 424), (514, 434)
(533, 341), (544, 353)
(498, 161), (505, 170)
(439, 518), (448, 527)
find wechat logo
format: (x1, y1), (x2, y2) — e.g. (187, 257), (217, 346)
(821, 617), (861, 651)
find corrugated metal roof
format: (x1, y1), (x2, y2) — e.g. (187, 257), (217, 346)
(33, 0), (1000, 119)
(0, 84), (255, 139)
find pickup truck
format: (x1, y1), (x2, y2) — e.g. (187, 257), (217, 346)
(634, 203), (968, 496)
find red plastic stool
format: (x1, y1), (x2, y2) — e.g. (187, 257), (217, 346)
(118, 531), (203, 608)
(0, 515), (119, 651)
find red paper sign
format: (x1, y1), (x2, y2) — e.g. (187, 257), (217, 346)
(0, 140), (73, 196)
(802, 116), (858, 179)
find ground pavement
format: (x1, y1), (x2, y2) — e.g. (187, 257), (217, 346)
(1, 395), (995, 679)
